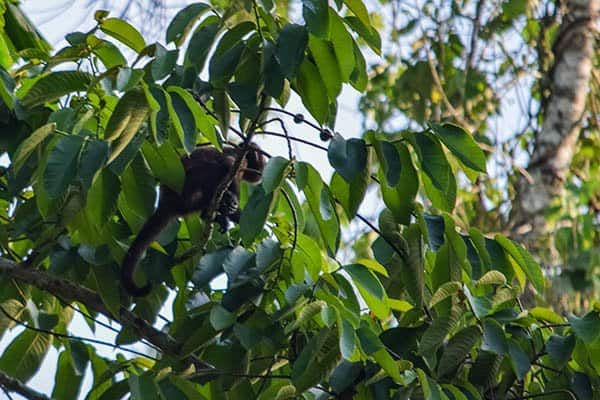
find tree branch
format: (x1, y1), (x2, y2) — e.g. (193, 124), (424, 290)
(0, 258), (212, 371)
(0, 370), (49, 400)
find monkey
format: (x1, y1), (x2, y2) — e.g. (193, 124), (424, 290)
(120, 144), (265, 297)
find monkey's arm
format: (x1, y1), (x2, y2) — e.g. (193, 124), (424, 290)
(121, 208), (174, 296)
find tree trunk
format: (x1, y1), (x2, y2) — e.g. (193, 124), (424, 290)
(511, 0), (598, 242)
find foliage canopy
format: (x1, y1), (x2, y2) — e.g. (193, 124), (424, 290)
(0, 1), (598, 399)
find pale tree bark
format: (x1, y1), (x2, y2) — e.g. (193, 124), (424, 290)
(511, 0), (598, 242)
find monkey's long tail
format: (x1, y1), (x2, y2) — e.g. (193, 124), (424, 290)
(121, 210), (173, 297)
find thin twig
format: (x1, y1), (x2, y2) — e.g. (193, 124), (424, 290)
(0, 304), (158, 360)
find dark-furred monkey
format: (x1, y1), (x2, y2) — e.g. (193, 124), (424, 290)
(121, 144), (265, 296)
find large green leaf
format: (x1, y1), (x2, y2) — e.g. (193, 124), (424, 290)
(302, 0), (329, 38)
(184, 16), (220, 72)
(329, 11), (355, 81)
(12, 122), (55, 173)
(86, 168), (121, 224)
(438, 325), (481, 377)
(119, 155), (156, 230)
(52, 350), (84, 400)
(99, 18), (146, 52)
(327, 134), (367, 183)
(166, 3), (211, 46)
(430, 123), (487, 173)
(44, 135), (85, 199)
(568, 313), (600, 343)
(291, 328), (340, 392)
(87, 35), (126, 69)
(330, 168), (368, 219)
(344, 264), (389, 319)
(20, 71), (92, 108)
(0, 329), (52, 382)
(141, 142), (184, 194)
(240, 187), (275, 245)
(295, 59), (328, 124)
(494, 234), (544, 293)
(308, 35), (341, 100)
(295, 162), (340, 254)
(375, 141), (418, 224)
(276, 24), (308, 79)
(104, 88), (149, 163)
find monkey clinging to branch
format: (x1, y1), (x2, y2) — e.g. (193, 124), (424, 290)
(121, 144), (266, 297)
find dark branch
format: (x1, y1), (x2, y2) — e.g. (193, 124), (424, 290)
(0, 258), (212, 372)
(0, 370), (49, 400)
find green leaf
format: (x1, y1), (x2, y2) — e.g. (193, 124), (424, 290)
(568, 312), (600, 343)
(291, 328), (340, 392)
(494, 234), (544, 293)
(145, 84), (171, 144)
(119, 155), (156, 229)
(285, 301), (325, 334)
(308, 35), (341, 100)
(12, 122), (55, 173)
(327, 134), (367, 183)
(374, 351), (406, 384)
(419, 311), (458, 354)
(414, 131), (453, 194)
(329, 11), (355, 81)
(210, 42), (245, 86)
(429, 281), (462, 308)
(169, 90), (197, 152)
(262, 156), (290, 194)
(339, 319), (358, 359)
(275, 385), (297, 400)
(508, 339), (530, 380)
(20, 71), (92, 108)
(482, 318), (508, 355)
(344, 264), (389, 319)
(529, 306), (564, 324)
(92, 265), (121, 318)
(0, 329), (52, 382)
(240, 186), (274, 245)
(87, 35), (126, 69)
(276, 24), (308, 79)
(376, 142), (418, 224)
(44, 135), (85, 199)
(295, 59), (328, 124)
(303, 0), (329, 37)
(438, 326), (481, 377)
(330, 169), (368, 219)
(52, 350), (83, 400)
(105, 89), (149, 164)
(475, 270), (507, 286)
(192, 247), (230, 287)
(349, 40), (367, 91)
(86, 168), (120, 224)
(167, 86), (219, 148)
(210, 304), (236, 330)
(184, 16), (220, 72)
(343, 16), (381, 55)
(296, 162), (340, 254)
(416, 369), (445, 400)
(546, 334), (575, 367)
(343, 0), (371, 28)
(166, 3), (211, 46)
(141, 142), (185, 193)
(430, 123), (487, 173)
(99, 18), (146, 52)
(128, 373), (160, 400)
(151, 49), (178, 81)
